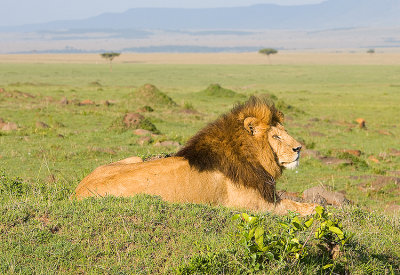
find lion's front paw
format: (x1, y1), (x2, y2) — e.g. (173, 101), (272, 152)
(278, 199), (318, 216)
(298, 202), (318, 216)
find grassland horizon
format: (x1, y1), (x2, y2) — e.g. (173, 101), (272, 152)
(1, 51), (400, 65)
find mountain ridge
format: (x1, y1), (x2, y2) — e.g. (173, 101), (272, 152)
(2, 0), (400, 31)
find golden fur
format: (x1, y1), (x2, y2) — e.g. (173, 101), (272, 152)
(72, 97), (316, 215)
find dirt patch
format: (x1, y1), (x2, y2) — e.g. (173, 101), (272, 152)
(378, 130), (393, 136)
(0, 88), (35, 99)
(388, 171), (400, 177)
(309, 131), (325, 137)
(123, 113), (145, 128)
(133, 84), (177, 106)
(122, 113), (159, 133)
(389, 148), (400, 157)
(79, 99), (96, 106)
(351, 175), (400, 193)
(0, 118), (18, 131)
(302, 149), (354, 166)
(36, 121), (50, 129)
(367, 155), (380, 163)
(332, 120), (354, 128)
(336, 149), (362, 157)
(319, 156), (352, 165)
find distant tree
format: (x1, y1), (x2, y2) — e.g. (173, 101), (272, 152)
(258, 48), (278, 64)
(367, 49), (375, 54)
(100, 52), (121, 72)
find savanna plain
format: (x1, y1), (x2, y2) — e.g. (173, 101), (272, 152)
(0, 53), (399, 274)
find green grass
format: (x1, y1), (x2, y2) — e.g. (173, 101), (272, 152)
(0, 63), (399, 273)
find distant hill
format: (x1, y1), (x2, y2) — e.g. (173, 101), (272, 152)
(2, 0), (400, 32)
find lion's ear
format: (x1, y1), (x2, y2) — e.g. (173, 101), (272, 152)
(275, 110), (284, 123)
(244, 117), (267, 136)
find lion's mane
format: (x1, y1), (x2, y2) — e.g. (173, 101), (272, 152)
(176, 96), (284, 202)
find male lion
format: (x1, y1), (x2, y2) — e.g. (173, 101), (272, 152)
(72, 96), (316, 215)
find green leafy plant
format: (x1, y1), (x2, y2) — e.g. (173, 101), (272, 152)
(232, 206), (353, 272)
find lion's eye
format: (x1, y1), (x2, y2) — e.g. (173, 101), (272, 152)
(273, 135), (281, 140)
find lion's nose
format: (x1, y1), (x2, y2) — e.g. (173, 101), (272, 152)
(293, 146), (302, 153)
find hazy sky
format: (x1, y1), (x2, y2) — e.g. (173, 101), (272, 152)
(1, 0), (325, 26)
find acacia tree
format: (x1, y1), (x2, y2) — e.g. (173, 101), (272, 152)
(100, 52), (121, 72)
(258, 48), (278, 64)
(367, 49), (375, 55)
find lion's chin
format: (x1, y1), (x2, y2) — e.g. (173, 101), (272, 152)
(282, 160), (299, 170)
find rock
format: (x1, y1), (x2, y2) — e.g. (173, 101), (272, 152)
(154, 140), (180, 147)
(339, 149), (362, 157)
(115, 156), (143, 164)
(133, 129), (152, 136)
(355, 118), (366, 129)
(277, 190), (303, 202)
(123, 113), (144, 128)
(36, 121), (50, 129)
(79, 99), (95, 106)
(303, 186), (350, 206)
(138, 136), (151, 145)
(1, 122), (18, 131)
(368, 155), (380, 163)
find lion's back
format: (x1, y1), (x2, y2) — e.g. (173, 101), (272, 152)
(72, 157), (228, 204)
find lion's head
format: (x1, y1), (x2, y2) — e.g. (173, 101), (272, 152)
(176, 96), (302, 202)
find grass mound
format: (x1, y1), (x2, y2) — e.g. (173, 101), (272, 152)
(257, 92), (304, 114)
(198, 84), (246, 98)
(110, 113), (161, 134)
(133, 84), (177, 106)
